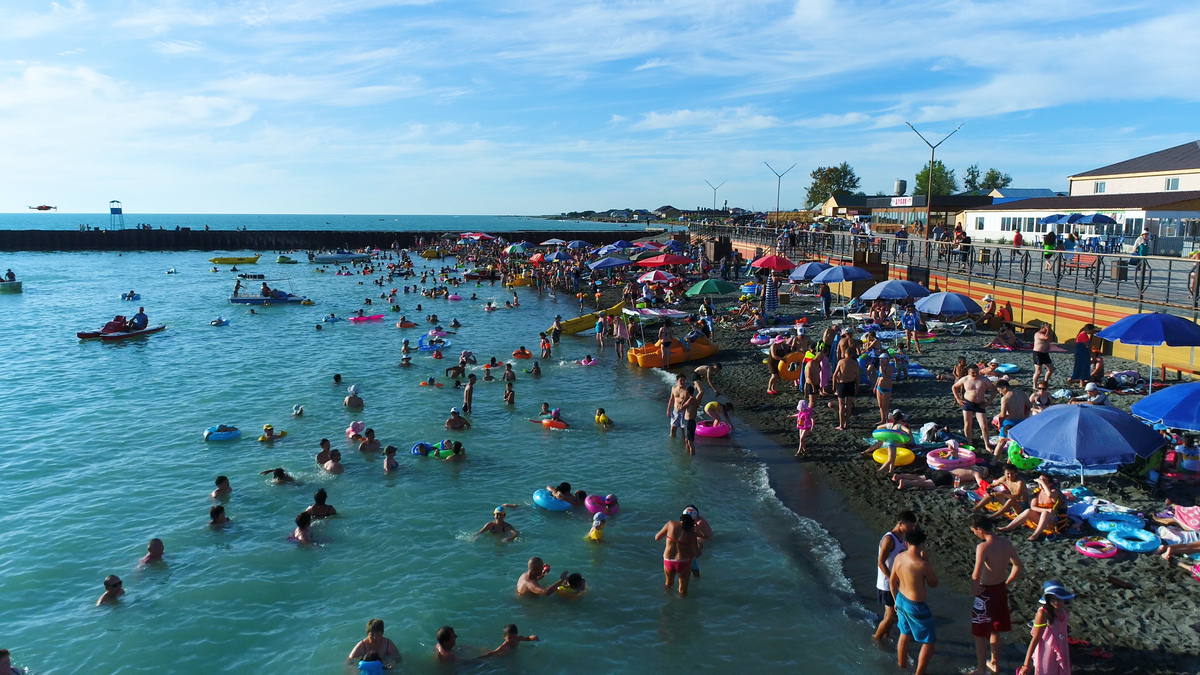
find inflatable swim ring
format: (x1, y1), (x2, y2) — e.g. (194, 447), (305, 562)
(203, 426), (241, 441)
(121, 293), (140, 301)
(584, 494), (619, 516)
(346, 421), (366, 438)
(210, 318), (230, 326)
(1107, 528), (1160, 554)
(300, 299), (314, 306)
(512, 349), (532, 359)
(428, 329), (448, 337)
(411, 442), (432, 456)
(348, 314), (384, 323)
(532, 488), (573, 511)
(995, 363), (1020, 375)
(555, 584), (586, 598)
(579, 358), (597, 366)
(1075, 536), (1118, 559)
(431, 440), (457, 459)
(542, 419), (567, 430)
(872, 446), (914, 466)
(695, 420), (731, 438)
(926, 447), (976, 470)
(1088, 512), (1146, 533)
(322, 316), (342, 323)
(258, 430), (287, 442)
(872, 428), (912, 446)
(749, 334), (771, 346)
(396, 321), (416, 328)
(1007, 442), (1042, 470)
(778, 351), (806, 382)
(448, 294), (461, 301)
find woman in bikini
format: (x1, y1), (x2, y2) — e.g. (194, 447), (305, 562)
(1031, 382), (1053, 414)
(999, 473), (1063, 541)
(655, 512), (701, 596)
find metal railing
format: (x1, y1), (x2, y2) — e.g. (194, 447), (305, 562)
(690, 224), (1200, 314)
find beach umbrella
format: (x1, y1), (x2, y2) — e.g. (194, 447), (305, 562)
(811, 265), (875, 284)
(1008, 405), (1166, 480)
(588, 256), (633, 271)
(637, 253), (694, 267)
(638, 270), (675, 283)
(610, 239), (636, 249)
(1131, 382), (1200, 432)
(528, 253), (545, 264)
(544, 251), (572, 263)
(636, 241), (665, 250)
(1037, 215), (1065, 225)
(914, 291), (982, 316)
(593, 244), (622, 256)
(788, 261), (832, 281)
(663, 239), (688, 252)
(1097, 312), (1200, 389)
(467, 232), (496, 241)
(859, 279), (930, 301)
(503, 244), (527, 255)
(566, 240), (591, 249)
(540, 238), (568, 246)
(750, 254), (796, 272)
(1075, 213), (1118, 225)
(685, 279), (740, 297)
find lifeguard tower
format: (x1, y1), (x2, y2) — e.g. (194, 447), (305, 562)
(108, 200), (125, 231)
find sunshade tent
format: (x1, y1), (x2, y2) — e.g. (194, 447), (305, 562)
(637, 253), (694, 267)
(788, 261), (831, 281)
(1008, 404), (1166, 481)
(685, 279), (740, 296)
(914, 291), (982, 316)
(1037, 215), (1065, 226)
(610, 239), (636, 249)
(811, 265), (875, 284)
(637, 270), (675, 283)
(1131, 382), (1200, 432)
(663, 240), (688, 252)
(1096, 312), (1200, 389)
(544, 251), (572, 262)
(467, 232), (496, 240)
(750, 254), (796, 271)
(859, 279), (930, 301)
(1075, 213), (1118, 225)
(588, 256), (633, 271)
(566, 240), (591, 249)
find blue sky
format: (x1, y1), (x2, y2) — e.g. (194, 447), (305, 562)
(2, 1), (1199, 214)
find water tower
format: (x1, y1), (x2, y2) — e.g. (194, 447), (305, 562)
(894, 180), (907, 196)
(108, 200), (125, 231)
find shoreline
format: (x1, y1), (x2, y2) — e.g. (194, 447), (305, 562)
(661, 290), (1200, 674)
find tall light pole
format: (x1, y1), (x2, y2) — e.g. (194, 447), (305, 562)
(704, 180), (726, 211)
(906, 122), (962, 240)
(764, 162), (796, 225)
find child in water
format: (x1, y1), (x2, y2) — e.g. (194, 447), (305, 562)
(595, 408), (613, 427)
(479, 625), (539, 658)
(586, 512), (607, 542)
(539, 402), (552, 417)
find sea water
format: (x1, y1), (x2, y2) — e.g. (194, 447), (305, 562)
(0, 250), (894, 673)
(0, 213), (654, 233)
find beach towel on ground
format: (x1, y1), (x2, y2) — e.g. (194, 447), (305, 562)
(1177, 506), (1200, 532)
(907, 361), (936, 379)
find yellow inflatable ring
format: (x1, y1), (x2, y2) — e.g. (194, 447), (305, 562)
(778, 351), (806, 382)
(872, 446), (914, 466)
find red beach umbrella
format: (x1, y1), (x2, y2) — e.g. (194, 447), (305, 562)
(637, 253), (694, 267)
(750, 254), (796, 271)
(528, 253), (545, 264)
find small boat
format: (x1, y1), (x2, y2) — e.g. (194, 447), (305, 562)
(312, 250), (371, 264)
(209, 255), (261, 265)
(78, 316), (167, 340)
(627, 336), (719, 368)
(0, 280), (23, 294)
(463, 268), (499, 281)
(547, 301), (626, 335)
(420, 249), (441, 260)
(276, 255), (298, 264)
(229, 293), (308, 305)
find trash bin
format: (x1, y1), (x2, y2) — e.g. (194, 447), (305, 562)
(1111, 259), (1128, 281)
(977, 249), (991, 264)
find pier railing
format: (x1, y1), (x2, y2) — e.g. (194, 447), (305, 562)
(690, 224), (1200, 314)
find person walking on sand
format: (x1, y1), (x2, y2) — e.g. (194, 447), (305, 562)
(1017, 581), (1074, 675)
(766, 334), (791, 395)
(1031, 323), (1055, 388)
(968, 514), (1023, 675)
(953, 364), (997, 454)
(874, 510), (916, 642)
(890, 528), (939, 675)
(832, 349), (860, 430)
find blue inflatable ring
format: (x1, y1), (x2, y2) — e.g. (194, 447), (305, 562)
(1088, 512), (1146, 533)
(995, 363), (1019, 374)
(204, 426), (241, 442)
(411, 442), (432, 456)
(1106, 528), (1160, 553)
(533, 488), (573, 511)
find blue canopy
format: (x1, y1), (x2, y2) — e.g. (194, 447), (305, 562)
(1131, 382), (1200, 432)
(544, 251), (572, 262)
(1074, 213), (1117, 225)
(593, 244), (621, 256)
(1037, 214), (1065, 225)
(1096, 312), (1200, 347)
(588, 256), (633, 270)
(914, 291), (982, 316)
(859, 279), (931, 301)
(610, 239), (636, 249)
(663, 240), (687, 252)
(566, 240), (591, 249)
(811, 265), (875, 284)
(788, 261), (832, 281)
(1008, 404), (1165, 467)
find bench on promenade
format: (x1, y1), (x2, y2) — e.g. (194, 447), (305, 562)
(1004, 320), (1038, 341)
(1063, 254), (1099, 275)
(1161, 362), (1200, 382)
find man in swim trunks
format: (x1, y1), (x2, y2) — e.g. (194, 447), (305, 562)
(516, 556), (569, 596)
(968, 514), (1023, 675)
(890, 528), (939, 674)
(139, 538), (165, 566)
(358, 429), (381, 454)
(667, 374), (694, 441)
(682, 377), (703, 456)
(344, 385), (364, 409)
(953, 364), (997, 454)
(445, 359), (467, 379)
(997, 380), (1030, 437)
(874, 510), (916, 642)
(322, 449), (345, 474)
(97, 575), (125, 606)
(832, 350), (861, 430)
(209, 505), (230, 527)
(502, 364), (517, 382)
(462, 374), (476, 413)
(445, 408), (471, 430)
(1031, 323), (1055, 387)
(477, 506), (519, 541)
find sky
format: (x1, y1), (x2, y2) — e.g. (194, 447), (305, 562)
(2, 1), (1199, 215)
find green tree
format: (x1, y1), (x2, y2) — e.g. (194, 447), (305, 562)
(963, 163), (982, 192)
(805, 162), (861, 208)
(913, 160), (958, 196)
(981, 168), (1012, 190)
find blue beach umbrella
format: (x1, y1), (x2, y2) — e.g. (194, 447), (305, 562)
(663, 240), (688, 252)
(1008, 405), (1165, 478)
(593, 244), (621, 256)
(811, 265), (875, 284)
(566, 240), (591, 249)
(1097, 312), (1200, 388)
(859, 279), (930, 301)
(588, 256), (633, 270)
(788, 261), (832, 281)
(1074, 213), (1117, 225)
(610, 239), (636, 249)
(914, 291), (982, 316)
(1038, 214), (1065, 225)
(544, 251), (572, 263)
(1131, 382), (1200, 432)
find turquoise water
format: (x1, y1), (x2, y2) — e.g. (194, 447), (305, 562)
(0, 213), (655, 233)
(0, 251), (892, 673)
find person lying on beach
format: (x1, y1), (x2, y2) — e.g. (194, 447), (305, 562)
(998, 473), (1063, 542)
(516, 557), (568, 596)
(978, 359), (1002, 378)
(209, 505), (230, 527)
(477, 505), (520, 541)
(261, 467), (296, 484)
(936, 357), (970, 383)
(97, 575), (125, 606)
(479, 624), (539, 658)
(993, 324), (1021, 350)
(735, 309), (765, 331)
(1158, 540), (1200, 561)
(892, 465), (989, 490)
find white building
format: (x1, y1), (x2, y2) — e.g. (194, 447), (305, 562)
(1069, 141), (1200, 196)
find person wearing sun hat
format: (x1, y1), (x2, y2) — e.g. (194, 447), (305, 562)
(976, 293), (997, 328)
(445, 407), (471, 431)
(344, 384), (363, 409)
(1017, 581), (1074, 675)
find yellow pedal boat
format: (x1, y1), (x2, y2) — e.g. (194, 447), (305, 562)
(627, 336), (718, 368)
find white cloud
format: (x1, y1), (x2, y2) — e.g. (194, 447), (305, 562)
(154, 40), (203, 54)
(630, 107), (781, 135)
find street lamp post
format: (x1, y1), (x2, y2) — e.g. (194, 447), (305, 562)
(764, 162), (796, 226)
(705, 180), (726, 211)
(905, 122), (963, 240)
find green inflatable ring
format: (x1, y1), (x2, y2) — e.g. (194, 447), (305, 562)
(1008, 442), (1042, 470)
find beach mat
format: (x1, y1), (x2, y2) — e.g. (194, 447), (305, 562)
(907, 362), (936, 379)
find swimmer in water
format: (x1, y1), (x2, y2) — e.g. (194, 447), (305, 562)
(470, 293), (477, 300)
(436, 626), (458, 663)
(398, 356), (412, 367)
(211, 475), (232, 499)
(516, 556), (568, 597)
(344, 385), (364, 409)
(512, 291), (519, 306)
(323, 449), (345, 474)
(479, 625), (539, 658)
(97, 575), (125, 606)
(504, 382), (515, 405)
(382, 446), (398, 473)
(451, 318), (462, 328)
(139, 538), (165, 566)
(209, 504), (230, 527)
(306, 488), (338, 518)
(333, 374), (343, 385)
(539, 402), (551, 417)
(445, 408), (471, 430)
(348, 619), (402, 669)
(261, 467), (296, 484)
(359, 428), (381, 453)
(482, 367), (495, 382)
(316, 438), (332, 465)
(524, 361), (541, 376)
(401, 339), (412, 355)
(292, 511), (315, 545)
(504, 300), (512, 308)
(545, 481), (581, 506)
(503, 363), (517, 382)
(595, 408), (613, 427)
(586, 512), (607, 542)
(476, 505), (520, 541)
